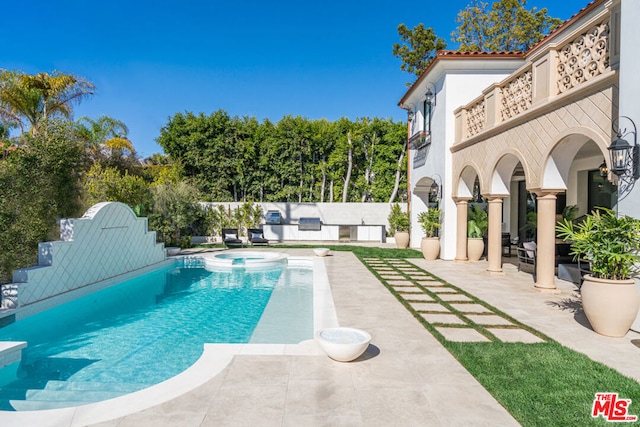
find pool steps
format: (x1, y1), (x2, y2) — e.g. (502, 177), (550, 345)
(0, 379), (153, 411)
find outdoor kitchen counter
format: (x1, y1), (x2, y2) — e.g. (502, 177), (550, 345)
(262, 224), (386, 242)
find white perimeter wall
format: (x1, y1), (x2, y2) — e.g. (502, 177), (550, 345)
(201, 202), (406, 229)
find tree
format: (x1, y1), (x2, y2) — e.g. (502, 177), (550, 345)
(452, 0), (563, 52)
(149, 181), (201, 247)
(75, 115), (136, 171)
(392, 23), (447, 81)
(82, 163), (151, 215)
(0, 70), (94, 135)
(0, 120), (86, 282)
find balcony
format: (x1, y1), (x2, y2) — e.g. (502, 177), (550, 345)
(454, 12), (616, 148)
(408, 131), (431, 150)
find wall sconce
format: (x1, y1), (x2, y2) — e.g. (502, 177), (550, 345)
(610, 116), (639, 200)
(424, 82), (436, 107)
(430, 174), (442, 199)
(599, 159), (608, 177)
(407, 110), (415, 122)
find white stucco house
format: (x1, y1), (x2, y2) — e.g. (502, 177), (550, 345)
(398, 51), (524, 260)
(399, 0), (639, 293)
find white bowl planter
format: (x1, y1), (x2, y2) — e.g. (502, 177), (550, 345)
(313, 248), (330, 257)
(316, 327), (371, 362)
(165, 247), (181, 256)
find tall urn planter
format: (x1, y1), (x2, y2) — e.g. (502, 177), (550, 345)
(417, 208), (441, 261)
(467, 237), (484, 262)
(421, 237), (440, 260)
(467, 205), (488, 262)
(580, 276), (640, 337)
(557, 208), (640, 338)
(395, 232), (410, 249)
(388, 203), (410, 249)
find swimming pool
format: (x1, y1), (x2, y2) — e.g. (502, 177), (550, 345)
(0, 254), (313, 411)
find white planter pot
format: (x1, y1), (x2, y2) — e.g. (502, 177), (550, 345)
(395, 232), (410, 249)
(581, 275), (640, 337)
(420, 237), (440, 260)
(316, 327), (371, 362)
(165, 247), (181, 256)
(467, 238), (485, 261)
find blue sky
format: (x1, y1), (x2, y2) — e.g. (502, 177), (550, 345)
(4, 0), (588, 158)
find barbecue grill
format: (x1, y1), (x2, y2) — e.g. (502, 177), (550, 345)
(298, 217), (322, 231)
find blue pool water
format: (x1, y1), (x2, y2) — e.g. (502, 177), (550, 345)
(0, 258), (313, 410)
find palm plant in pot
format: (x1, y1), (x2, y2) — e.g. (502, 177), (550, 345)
(467, 205), (488, 262)
(556, 208), (640, 337)
(417, 208), (441, 260)
(388, 203), (410, 249)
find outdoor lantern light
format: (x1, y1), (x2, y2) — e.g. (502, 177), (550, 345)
(425, 88), (434, 106)
(424, 82), (436, 107)
(430, 174), (442, 199)
(599, 159), (608, 177)
(407, 110), (415, 121)
(609, 116), (639, 179)
(608, 116), (639, 201)
(430, 181), (439, 196)
(608, 132), (632, 176)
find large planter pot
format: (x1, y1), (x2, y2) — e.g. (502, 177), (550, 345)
(395, 231), (410, 249)
(421, 237), (440, 260)
(467, 238), (484, 262)
(581, 275), (640, 337)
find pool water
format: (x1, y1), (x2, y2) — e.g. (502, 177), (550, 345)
(0, 258), (313, 411)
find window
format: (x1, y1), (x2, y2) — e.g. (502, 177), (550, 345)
(423, 99), (432, 134)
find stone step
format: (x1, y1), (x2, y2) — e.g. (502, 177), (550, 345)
(8, 399), (92, 411)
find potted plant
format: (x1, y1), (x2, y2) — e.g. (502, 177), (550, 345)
(388, 203), (410, 249)
(556, 208), (640, 337)
(467, 205), (488, 262)
(418, 208), (441, 260)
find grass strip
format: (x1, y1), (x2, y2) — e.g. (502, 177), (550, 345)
(351, 251), (640, 426)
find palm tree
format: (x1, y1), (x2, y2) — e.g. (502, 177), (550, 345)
(76, 115), (133, 154)
(0, 70), (95, 135)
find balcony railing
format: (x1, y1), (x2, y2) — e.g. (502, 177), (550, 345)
(408, 131), (431, 149)
(455, 14), (613, 145)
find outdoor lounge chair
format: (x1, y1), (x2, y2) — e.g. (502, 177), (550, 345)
(516, 241), (537, 282)
(222, 228), (243, 247)
(248, 228), (269, 246)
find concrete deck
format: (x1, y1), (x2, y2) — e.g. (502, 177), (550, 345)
(3, 247), (640, 426)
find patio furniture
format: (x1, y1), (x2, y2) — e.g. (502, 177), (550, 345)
(222, 228), (243, 248)
(247, 228), (269, 246)
(501, 232), (511, 257)
(516, 241), (537, 281)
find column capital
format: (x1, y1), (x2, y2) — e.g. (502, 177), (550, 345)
(529, 188), (561, 198)
(484, 194), (508, 201)
(453, 197), (471, 203)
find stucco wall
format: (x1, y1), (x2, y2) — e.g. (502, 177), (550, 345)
(12, 202), (166, 307)
(410, 71), (519, 259)
(619, 0), (640, 219)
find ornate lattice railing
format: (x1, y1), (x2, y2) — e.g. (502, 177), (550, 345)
(500, 69), (532, 121)
(557, 19), (610, 93)
(455, 8), (613, 145)
(465, 98), (485, 138)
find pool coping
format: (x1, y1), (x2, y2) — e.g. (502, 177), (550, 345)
(0, 254), (338, 427)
